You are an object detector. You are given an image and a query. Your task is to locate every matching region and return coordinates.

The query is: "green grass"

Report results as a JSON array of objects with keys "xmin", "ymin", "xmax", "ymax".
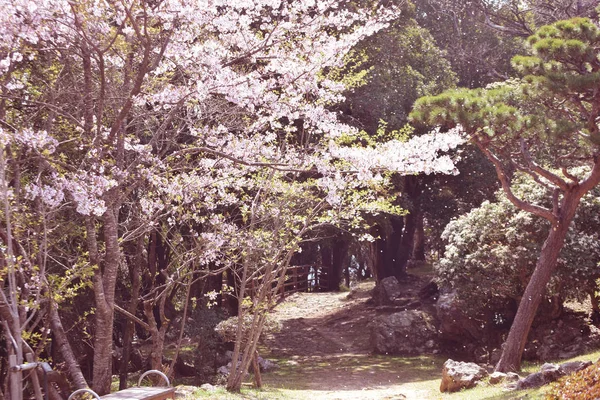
[{"xmin": 173, "ymin": 349, "xmax": 600, "ymax": 399}]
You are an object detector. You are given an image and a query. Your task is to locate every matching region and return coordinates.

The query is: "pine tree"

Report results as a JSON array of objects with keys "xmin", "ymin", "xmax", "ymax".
[{"xmin": 410, "ymin": 17, "xmax": 600, "ymax": 372}]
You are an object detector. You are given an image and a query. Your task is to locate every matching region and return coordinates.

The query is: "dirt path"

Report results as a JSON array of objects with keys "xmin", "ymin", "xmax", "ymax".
[
  {"xmin": 261, "ymin": 279, "xmax": 446, "ymax": 400},
  {"xmin": 264, "ymin": 282, "xmax": 375, "ymax": 356}
]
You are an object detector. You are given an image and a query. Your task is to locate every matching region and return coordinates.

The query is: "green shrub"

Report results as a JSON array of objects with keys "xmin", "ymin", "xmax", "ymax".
[{"xmin": 437, "ymin": 170, "xmax": 600, "ymax": 314}]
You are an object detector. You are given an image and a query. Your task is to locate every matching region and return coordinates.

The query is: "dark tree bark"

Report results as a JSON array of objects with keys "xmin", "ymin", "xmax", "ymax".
[
  {"xmin": 225, "ymin": 270, "xmax": 239, "ymax": 315},
  {"xmin": 251, "ymin": 351, "xmax": 262, "ymax": 388},
  {"xmin": 119, "ymin": 235, "xmax": 143, "ymax": 390},
  {"xmin": 495, "ymin": 189, "xmax": 590, "ymax": 371},
  {"xmin": 412, "ymin": 211, "xmax": 426, "ymax": 262},
  {"xmin": 320, "ymin": 244, "xmax": 333, "ymax": 290},
  {"xmin": 330, "ymin": 238, "xmax": 349, "ymax": 291},
  {"xmin": 396, "ymin": 213, "xmax": 416, "ymax": 275},
  {"xmin": 89, "ymin": 197, "xmax": 122, "ymax": 395},
  {"xmin": 373, "ymin": 175, "xmax": 423, "ymax": 281},
  {"xmin": 48, "ymin": 299, "xmax": 88, "ymax": 391}
]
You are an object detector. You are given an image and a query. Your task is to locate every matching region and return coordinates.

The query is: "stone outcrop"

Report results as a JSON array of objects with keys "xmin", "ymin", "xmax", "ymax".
[
  {"xmin": 370, "ymin": 310, "xmax": 438, "ymax": 355},
  {"xmin": 559, "ymin": 360, "xmax": 593, "ymax": 375},
  {"xmin": 516, "ymin": 371, "xmax": 546, "ymax": 390},
  {"xmin": 439, "ymin": 359, "xmax": 488, "ymax": 393},
  {"xmin": 374, "ymin": 276, "xmax": 403, "ymax": 305},
  {"xmin": 435, "ymin": 290, "xmax": 488, "ymax": 345},
  {"xmin": 513, "ymin": 360, "xmax": 593, "ymax": 390},
  {"xmin": 523, "ymin": 313, "xmax": 600, "ymax": 361}
]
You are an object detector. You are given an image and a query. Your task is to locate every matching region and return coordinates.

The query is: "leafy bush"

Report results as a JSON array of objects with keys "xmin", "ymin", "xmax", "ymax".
[
  {"xmin": 186, "ymin": 308, "xmax": 228, "ymax": 381},
  {"xmin": 546, "ymin": 362, "xmax": 600, "ymax": 399},
  {"xmin": 214, "ymin": 314, "xmax": 280, "ymax": 344},
  {"xmin": 436, "ymin": 171, "xmax": 600, "ymax": 313}
]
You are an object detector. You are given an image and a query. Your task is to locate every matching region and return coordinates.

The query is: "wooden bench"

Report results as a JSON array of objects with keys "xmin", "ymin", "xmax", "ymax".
[{"xmin": 68, "ymin": 370, "xmax": 175, "ymax": 400}]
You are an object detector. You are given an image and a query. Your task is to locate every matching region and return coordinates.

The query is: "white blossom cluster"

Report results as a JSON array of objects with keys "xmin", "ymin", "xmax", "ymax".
[
  {"xmin": 329, "ymin": 127, "xmax": 465, "ymax": 180},
  {"xmin": 0, "ymin": 0, "xmax": 468, "ymax": 275}
]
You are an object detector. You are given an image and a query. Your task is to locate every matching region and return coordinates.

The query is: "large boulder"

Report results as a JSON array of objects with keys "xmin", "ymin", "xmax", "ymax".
[
  {"xmin": 440, "ymin": 359, "xmax": 488, "ymax": 393},
  {"xmin": 488, "ymin": 371, "xmax": 510, "ymax": 385},
  {"xmin": 436, "ymin": 291, "xmax": 488, "ymax": 344},
  {"xmin": 370, "ymin": 310, "xmax": 438, "ymax": 355},
  {"xmin": 257, "ymin": 356, "xmax": 278, "ymax": 372},
  {"xmin": 374, "ymin": 276, "xmax": 403, "ymax": 305},
  {"xmin": 435, "ymin": 289, "xmax": 518, "ymax": 361}
]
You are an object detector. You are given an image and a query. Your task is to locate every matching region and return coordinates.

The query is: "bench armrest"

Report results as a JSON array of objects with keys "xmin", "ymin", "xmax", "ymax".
[
  {"xmin": 137, "ymin": 370, "xmax": 170, "ymax": 387},
  {"xmin": 68, "ymin": 388, "xmax": 101, "ymax": 400}
]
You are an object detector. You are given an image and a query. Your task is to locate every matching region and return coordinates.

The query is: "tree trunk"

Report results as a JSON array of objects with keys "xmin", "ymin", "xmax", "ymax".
[
  {"xmin": 320, "ymin": 243, "xmax": 333, "ymax": 291},
  {"xmin": 91, "ymin": 291, "xmax": 116, "ymax": 395},
  {"xmin": 143, "ymin": 300, "xmax": 167, "ymax": 372},
  {"xmin": 119, "ymin": 236, "xmax": 143, "ymax": 390},
  {"xmin": 396, "ymin": 175, "xmax": 421, "ymax": 274},
  {"xmin": 396, "ymin": 212, "xmax": 417, "ymax": 276},
  {"xmin": 48, "ymin": 300, "xmax": 88, "ymax": 390},
  {"xmin": 375, "ymin": 218, "xmax": 403, "ymax": 280},
  {"xmin": 90, "ymin": 200, "xmax": 121, "ymax": 395},
  {"xmin": 251, "ymin": 351, "xmax": 262, "ymax": 388},
  {"xmin": 412, "ymin": 211, "xmax": 425, "ymax": 262},
  {"xmin": 495, "ymin": 194, "xmax": 580, "ymax": 372}
]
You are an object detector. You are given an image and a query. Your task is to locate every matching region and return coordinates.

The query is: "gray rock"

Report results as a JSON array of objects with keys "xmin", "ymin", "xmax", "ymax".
[
  {"xmin": 376, "ymin": 276, "xmax": 402, "ymax": 305},
  {"xmin": 257, "ymin": 357, "xmax": 278, "ymax": 372},
  {"xmin": 217, "ymin": 360, "xmax": 242, "ymax": 377},
  {"xmin": 513, "ymin": 360, "xmax": 591, "ymax": 391},
  {"xmin": 540, "ymin": 363, "xmax": 563, "ymax": 382},
  {"xmin": 435, "ymin": 290, "xmax": 484, "ymax": 344},
  {"xmin": 217, "ymin": 365, "xmax": 230, "ymax": 376},
  {"xmin": 370, "ymin": 310, "xmax": 438, "ymax": 355},
  {"xmin": 516, "ymin": 372, "xmax": 546, "ymax": 389},
  {"xmin": 558, "ymin": 360, "xmax": 592, "ymax": 375},
  {"xmin": 440, "ymin": 359, "xmax": 488, "ymax": 393},
  {"xmin": 200, "ymin": 383, "xmax": 218, "ymax": 392},
  {"xmin": 506, "ymin": 372, "xmax": 520, "ymax": 382},
  {"xmin": 488, "ymin": 371, "xmax": 507, "ymax": 385}
]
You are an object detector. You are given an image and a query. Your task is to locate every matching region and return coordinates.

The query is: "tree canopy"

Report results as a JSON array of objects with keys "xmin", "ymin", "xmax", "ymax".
[{"xmin": 0, "ymin": 0, "xmax": 466, "ymax": 395}]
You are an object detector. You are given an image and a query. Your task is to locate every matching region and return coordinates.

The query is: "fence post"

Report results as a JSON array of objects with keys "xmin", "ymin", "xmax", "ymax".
[
  {"xmin": 9, "ymin": 354, "xmax": 22, "ymax": 400},
  {"xmin": 293, "ymin": 267, "xmax": 298, "ymax": 292}
]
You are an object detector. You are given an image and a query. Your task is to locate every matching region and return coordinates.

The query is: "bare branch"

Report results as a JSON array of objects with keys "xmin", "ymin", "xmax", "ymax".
[
  {"xmin": 561, "ymin": 167, "xmax": 579, "ymax": 183},
  {"xmin": 475, "ymin": 139, "xmax": 557, "ymax": 223},
  {"xmin": 520, "ymin": 139, "xmax": 569, "ymax": 190},
  {"xmin": 575, "ymin": 152, "xmax": 600, "ymax": 195},
  {"xmin": 175, "ymin": 147, "xmax": 291, "ymax": 169},
  {"xmin": 114, "ymin": 304, "xmax": 150, "ymax": 331}
]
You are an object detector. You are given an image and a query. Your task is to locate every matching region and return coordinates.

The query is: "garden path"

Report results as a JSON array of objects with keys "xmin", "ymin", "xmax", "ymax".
[{"xmin": 261, "ymin": 278, "xmax": 445, "ymax": 400}]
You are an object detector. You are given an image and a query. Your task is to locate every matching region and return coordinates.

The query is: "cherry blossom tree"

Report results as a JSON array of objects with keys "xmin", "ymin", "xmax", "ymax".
[{"xmin": 0, "ymin": 0, "xmax": 467, "ymax": 395}]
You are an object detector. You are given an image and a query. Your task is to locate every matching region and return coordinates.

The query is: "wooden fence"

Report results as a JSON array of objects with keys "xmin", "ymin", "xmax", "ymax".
[
  {"xmin": 277, "ymin": 264, "xmax": 328, "ymax": 299},
  {"xmin": 246, "ymin": 264, "xmax": 330, "ymax": 301}
]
